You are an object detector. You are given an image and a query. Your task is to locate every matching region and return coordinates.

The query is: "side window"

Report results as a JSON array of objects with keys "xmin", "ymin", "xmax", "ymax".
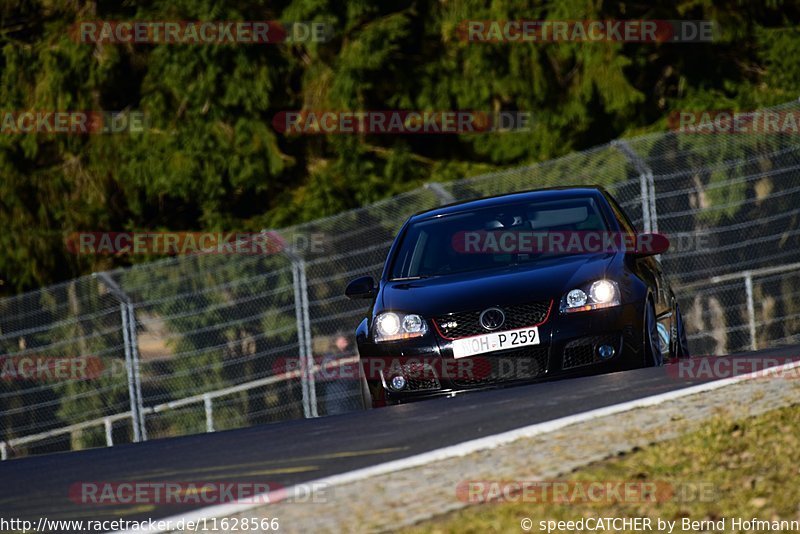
[{"xmin": 605, "ymin": 193, "xmax": 637, "ymax": 234}]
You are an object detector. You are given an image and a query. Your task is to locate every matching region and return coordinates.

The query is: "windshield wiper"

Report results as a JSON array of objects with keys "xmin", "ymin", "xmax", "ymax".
[{"xmin": 391, "ymin": 275, "xmax": 430, "ymax": 281}]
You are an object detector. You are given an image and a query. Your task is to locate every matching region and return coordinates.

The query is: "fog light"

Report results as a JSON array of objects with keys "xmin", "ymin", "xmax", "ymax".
[
  {"xmin": 390, "ymin": 375, "xmax": 407, "ymax": 390},
  {"xmin": 597, "ymin": 345, "xmax": 615, "ymax": 360}
]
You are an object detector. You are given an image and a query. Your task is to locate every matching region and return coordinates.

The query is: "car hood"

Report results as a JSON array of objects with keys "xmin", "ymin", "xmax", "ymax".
[{"xmin": 378, "ymin": 253, "xmax": 619, "ymax": 317}]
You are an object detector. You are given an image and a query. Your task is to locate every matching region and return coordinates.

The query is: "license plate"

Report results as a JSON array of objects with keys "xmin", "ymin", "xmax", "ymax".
[{"xmin": 452, "ymin": 326, "xmax": 540, "ymax": 359}]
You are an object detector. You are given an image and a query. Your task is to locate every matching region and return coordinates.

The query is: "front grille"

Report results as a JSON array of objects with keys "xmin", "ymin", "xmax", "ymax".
[
  {"xmin": 562, "ymin": 334, "xmax": 621, "ymax": 370},
  {"xmin": 390, "ymin": 362, "xmax": 441, "ymax": 392},
  {"xmin": 434, "ymin": 301, "xmax": 551, "ymax": 339},
  {"xmin": 451, "ymin": 346, "xmax": 549, "ymax": 388}
]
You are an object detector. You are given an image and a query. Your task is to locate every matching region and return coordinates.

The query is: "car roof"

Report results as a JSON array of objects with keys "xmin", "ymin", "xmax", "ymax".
[{"xmin": 410, "ymin": 185, "xmax": 609, "ymax": 222}]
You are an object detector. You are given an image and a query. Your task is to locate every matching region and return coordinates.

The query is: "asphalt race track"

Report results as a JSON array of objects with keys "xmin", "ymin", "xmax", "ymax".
[{"xmin": 2, "ymin": 346, "xmax": 799, "ymax": 526}]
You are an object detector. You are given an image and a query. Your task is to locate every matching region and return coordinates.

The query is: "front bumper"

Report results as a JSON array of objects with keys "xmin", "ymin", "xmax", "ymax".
[{"xmin": 357, "ymin": 302, "xmax": 643, "ymax": 403}]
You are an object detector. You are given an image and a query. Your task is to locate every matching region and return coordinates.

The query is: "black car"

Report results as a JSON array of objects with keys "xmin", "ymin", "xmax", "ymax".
[{"xmin": 345, "ymin": 186, "xmax": 690, "ymax": 407}]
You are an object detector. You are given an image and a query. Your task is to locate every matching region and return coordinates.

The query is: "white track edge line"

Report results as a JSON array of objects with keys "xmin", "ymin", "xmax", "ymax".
[{"xmin": 116, "ymin": 358, "xmax": 800, "ymax": 533}]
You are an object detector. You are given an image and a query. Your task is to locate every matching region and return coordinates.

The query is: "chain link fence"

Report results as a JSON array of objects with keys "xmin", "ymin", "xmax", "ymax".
[{"xmin": 2, "ymin": 100, "xmax": 800, "ymax": 458}]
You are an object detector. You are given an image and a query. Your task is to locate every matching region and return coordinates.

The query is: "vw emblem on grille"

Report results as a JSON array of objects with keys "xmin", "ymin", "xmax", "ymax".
[{"xmin": 479, "ymin": 307, "xmax": 505, "ymax": 331}]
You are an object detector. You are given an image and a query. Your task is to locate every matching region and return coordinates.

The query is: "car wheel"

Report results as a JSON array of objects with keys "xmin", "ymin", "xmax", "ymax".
[
  {"xmin": 359, "ymin": 372, "xmax": 373, "ymax": 410},
  {"xmin": 671, "ymin": 303, "xmax": 691, "ymax": 359},
  {"xmin": 360, "ymin": 361, "xmax": 386, "ymax": 408},
  {"xmin": 644, "ymin": 300, "xmax": 664, "ymax": 367}
]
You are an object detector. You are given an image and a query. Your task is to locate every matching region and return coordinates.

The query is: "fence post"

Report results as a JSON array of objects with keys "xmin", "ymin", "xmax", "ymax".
[
  {"xmin": 93, "ymin": 272, "xmax": 147, "ymax": 442},
  {"xmin": 647, "ymin": 170, "xmax": 658, "ymax": 233},
  {"xmin": 282, "ymin": 238, "xmax": 317, "ymax": 418},
  {"xmin": 613, "ymin": 140, "xmax": 656, "ymax": 233},
  {"xmin": 0, "ymin": 442, "xmax": 6, "ymax": 460},
  {"xmin": 204, "ymin": 394, "xmax": 214, "ymax": 432},
  {"xmin": 126, "ymin": 300, "xmax": 147, "ymax": 440},
  {"xmin": 298, "ymin": 257, "xmax": 317, "ymax": 417},
  {"xmin": 104, "ymin": 418, "xmax": 113, "ymax": 447},
  {"xmin": 291, "ymin": 259, "xmax": 311, "ymax": 418},
  {"xmin": 744, "ymin": 272, "xmax": 757, "ymax": 351},
  {"xmin": 119, "ymin": 300, "xmax": 142, "ymax": 443},
  {"xmin": 425, "ymin": 182, "xmax": 456, "ymax": 205}
]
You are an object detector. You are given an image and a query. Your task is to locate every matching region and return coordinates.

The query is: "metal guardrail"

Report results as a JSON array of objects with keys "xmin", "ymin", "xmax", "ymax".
[
  {"xmin": 0, "ymin": 356, "xmax": 359, "ymax": 460},
  {"xmin": 3, "ymin": 261, "xmax": 799, "ymax": 459},
  {"xmin": 0, "ymin": 411, "xmax": 133, "ymax": 460},
  {"xmin": 678, "ymin": 262, "xmax": 800, "ymax": 352}
]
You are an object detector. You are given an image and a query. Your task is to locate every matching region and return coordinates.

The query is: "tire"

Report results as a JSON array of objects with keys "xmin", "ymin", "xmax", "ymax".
[
  {"xmin": 360, "ymin": 361, "xmax": 386, "ymax": 408},
  {"xmin": 359, "ymin": 371, "xmax": 373, "ymax": 410},
  {"xmin": 671, "ymin": 303, "xmax": 691, "ymax": 360},
  {"xmin": 644, "ymin": 300, "xmax": 664, "ymax": 367}
]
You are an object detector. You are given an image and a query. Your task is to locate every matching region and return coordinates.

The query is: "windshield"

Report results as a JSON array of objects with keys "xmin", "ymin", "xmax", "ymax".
[{"xmin": 390, "ymin": 196, "xmax": 608, "ymax": 280}]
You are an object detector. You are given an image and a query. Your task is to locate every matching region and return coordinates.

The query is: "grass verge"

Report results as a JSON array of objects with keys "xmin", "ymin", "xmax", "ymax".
[{"xmin": 403, "ymin": 404, "xmax": 800, "ymax": 533}]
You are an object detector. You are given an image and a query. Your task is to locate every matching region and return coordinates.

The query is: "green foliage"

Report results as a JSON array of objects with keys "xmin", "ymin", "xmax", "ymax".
[{"xmin": 1, "ymin": 0, "xmax": 800, "ymax": 292}]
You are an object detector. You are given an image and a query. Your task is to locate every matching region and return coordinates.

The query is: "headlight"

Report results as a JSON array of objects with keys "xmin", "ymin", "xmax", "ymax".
[
  {"xmin": 375, "ymin": 313, "xmax": 401, "ymax": 337},
  {"xmin": 590, "ymin": 280, "xmax": 616, "ymax": 303},
  {"xmin": 374, "ymin": 312, "xmax": 428, "ymax": 342},
  {"xmin": 566, "ymin": 289, "xmax": 587, "ymax": 308},
  {"xmin": 560, "ymin": 280, "xmax": 620, "ymax": 313}
]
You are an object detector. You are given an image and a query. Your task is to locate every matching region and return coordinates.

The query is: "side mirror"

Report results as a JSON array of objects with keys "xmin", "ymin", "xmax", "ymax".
[
  {"xmin": 630, "ymin": 233, "xmax": 670, "ymax": 257},
  {"xmin": 345, "ymin": 276, "xmax": 377, "ymax": 299}
]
